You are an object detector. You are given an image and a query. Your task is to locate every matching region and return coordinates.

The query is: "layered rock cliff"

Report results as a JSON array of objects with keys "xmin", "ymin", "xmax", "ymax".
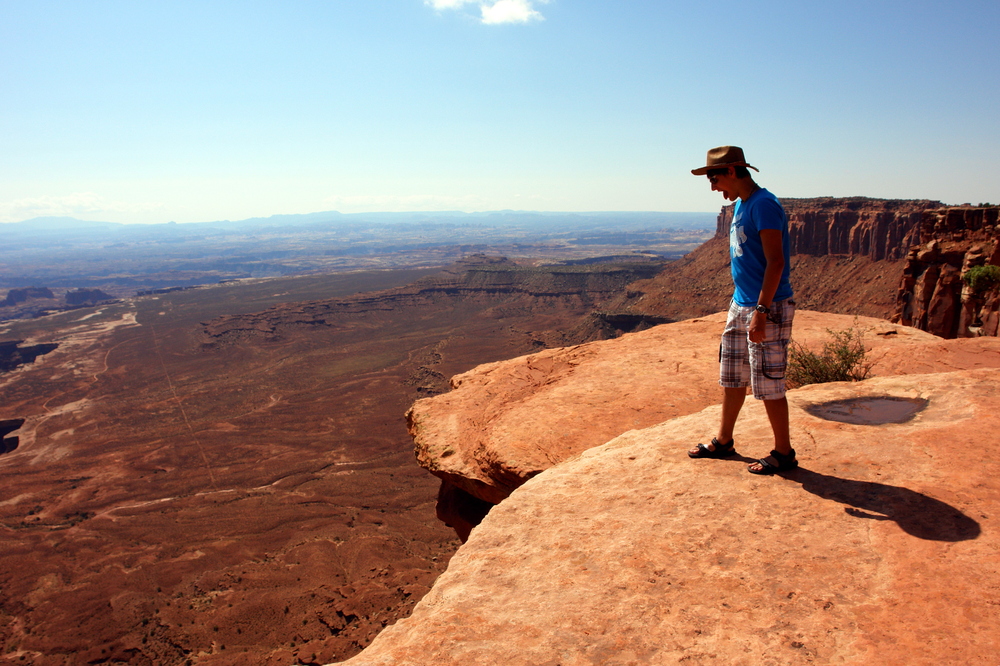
[
  {"xmin": 893, "ymin": 205, "xmax": 1000, "ymax": 338},
  {"xmin": 0, "ymin": 287, "xmax": 54, "ymax": 307},
  {"xmin": 604, "ymin": 197, "xmax": 943, "ymax": 322},
  {"xmin": 778, "ymin": 197, "xmax": 940, "ymax": 261},
  {"xmin": 608, "ymin": 198, "xmax": 1000, "ymax": 340}
]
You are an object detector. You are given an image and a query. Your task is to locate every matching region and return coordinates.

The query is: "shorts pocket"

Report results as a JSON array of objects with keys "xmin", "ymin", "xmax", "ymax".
[{"xmin": 760, "ymin": 341, "xmax": 788, "ymax": 380}]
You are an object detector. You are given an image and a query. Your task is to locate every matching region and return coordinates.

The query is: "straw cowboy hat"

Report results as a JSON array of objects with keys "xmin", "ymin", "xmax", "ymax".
[{"xmin": 691, "ymin": 146, "xmax": 760, "ymax": 176}]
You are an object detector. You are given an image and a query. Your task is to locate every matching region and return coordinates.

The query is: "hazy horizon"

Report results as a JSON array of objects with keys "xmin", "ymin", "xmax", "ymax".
[{"xmin": 1, "ymin": 209, "xmax": 722, "ymax": 228}]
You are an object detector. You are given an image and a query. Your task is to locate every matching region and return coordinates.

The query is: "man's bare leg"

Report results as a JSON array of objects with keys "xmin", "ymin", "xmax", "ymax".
[
  {"xmin": 717, "ymin": 386, "xmax": 747, "ymax": 446},
  {"xmin": 690, "ymin": 386, "xmax": 746, "ymax": 455},
  {"xmin": 748, "ymin": 396, "xmax": 792, "ymax": 471}
]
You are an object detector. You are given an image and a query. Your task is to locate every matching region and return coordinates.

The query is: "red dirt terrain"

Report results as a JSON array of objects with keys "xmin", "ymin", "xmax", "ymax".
[{"xmin": 0, "ymin": 258, "xmax": 658, "ymax": 665}]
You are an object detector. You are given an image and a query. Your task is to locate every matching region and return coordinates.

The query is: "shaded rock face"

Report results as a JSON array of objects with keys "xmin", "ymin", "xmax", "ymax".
[
  {"xmin": 0, "ymin": 340, "xmax": 59, "ymax": 373},
  {"xmin": 64, "ymin": 288, "xmax": 114, "ymax": 306},
  {"xmin": 894, "ymin": 206, "xmax": 1000, "ymax": 338},
  {"xmin": 0, "ymin": 287, "xmax": 55, "ymax": 307},
  {"xmin": 337, "ymin": 359, "xmax": 999, "ymax": 666},
  {"xmin": 406, "ymin": 311, "xmax": 1000, "ymax": 535},
  {"xmin": 0, "ymin": 418, "xmax": 24, "ymax": 455}
]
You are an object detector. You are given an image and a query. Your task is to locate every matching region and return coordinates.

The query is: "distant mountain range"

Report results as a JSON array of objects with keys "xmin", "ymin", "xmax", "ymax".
[{"xmin": 4, "ymin": 210, "xmax": 717, "ymax": 234}]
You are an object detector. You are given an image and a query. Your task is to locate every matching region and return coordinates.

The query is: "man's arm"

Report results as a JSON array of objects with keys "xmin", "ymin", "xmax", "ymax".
[{"xmin": 748, "ymin": 228, "xmax": 785, "ymax": 343}]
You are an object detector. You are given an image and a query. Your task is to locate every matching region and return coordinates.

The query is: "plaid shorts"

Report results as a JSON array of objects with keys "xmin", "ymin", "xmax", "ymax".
[{"xmin": 719, "ymin": 298, "xmax": 796, "ymax": 401}]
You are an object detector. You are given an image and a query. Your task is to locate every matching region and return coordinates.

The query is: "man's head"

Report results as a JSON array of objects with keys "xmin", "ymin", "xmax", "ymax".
[{"xmin": 692, "ymin": 146, "xmax": 758, "ymax": 202}]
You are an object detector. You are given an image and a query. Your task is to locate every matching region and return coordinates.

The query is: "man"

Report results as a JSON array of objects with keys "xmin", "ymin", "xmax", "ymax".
[{"xmin": 687, "ymin": 146, "xmax": 797, "ymax": 474}]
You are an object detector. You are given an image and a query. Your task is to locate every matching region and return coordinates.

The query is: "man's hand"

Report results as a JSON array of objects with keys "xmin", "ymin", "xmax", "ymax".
[{"xmin": 749, "ymin": 310, "xmax": 768, "ymax": 343}]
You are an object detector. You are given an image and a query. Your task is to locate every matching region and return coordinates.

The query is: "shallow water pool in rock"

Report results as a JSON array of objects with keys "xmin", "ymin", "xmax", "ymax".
[{"xmin": 805, "ymin": 396, "xmax": 928, "ymax": 425}]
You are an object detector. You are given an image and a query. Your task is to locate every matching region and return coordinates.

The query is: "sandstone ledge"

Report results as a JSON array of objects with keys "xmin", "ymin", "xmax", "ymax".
[
  {"xmin": 408, "ymin": 311, "xmax": 1000, "ymax": 511},
  {"xmin": 337, "ymin": 368, "xmax": 998, "ymax": 665}
]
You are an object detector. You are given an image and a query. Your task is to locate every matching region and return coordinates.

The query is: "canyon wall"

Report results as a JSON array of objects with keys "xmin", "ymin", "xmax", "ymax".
[
  {"xmin": 608, "ymin": 197, "xmax": 943, "ymax": 322},
  {"xmin": 721, "ymin": 198, "xmax": 1000, "ymax": 340},
  {"xmin": 893, "ymin": 205, "xmax": 1000, "ymax": 338},
  {"xmin": 734, "ymin": 196, "xmax": 942, "ymax": 261}
]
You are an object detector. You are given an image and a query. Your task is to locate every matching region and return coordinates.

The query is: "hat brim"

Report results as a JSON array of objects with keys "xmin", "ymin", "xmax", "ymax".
[{"xmin": 691, "ymin": 162, "xmax": 759, "ymax": 176}]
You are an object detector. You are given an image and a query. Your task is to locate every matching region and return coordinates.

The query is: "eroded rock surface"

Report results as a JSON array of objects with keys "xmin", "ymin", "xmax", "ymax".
[
  {"xmin": 893, "ymin": 205, "xmax": 1000, "ymax": 338},
  {"xmin": 338, "ymin": 367, "xmax": 998, "ymax": 665},
  {"xmin": 408, "ymin": 310, "xmax": 1000, "ymax": 518}
]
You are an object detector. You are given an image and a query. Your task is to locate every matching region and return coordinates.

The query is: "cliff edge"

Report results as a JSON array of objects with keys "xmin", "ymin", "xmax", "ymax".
[
  {"xmin": 334, "ymin": 313, "xmax": 1000, "ymax": 665},
  {"xmin": 407, "ymin": 311, "xmax": 1000, "ymax": 526}
]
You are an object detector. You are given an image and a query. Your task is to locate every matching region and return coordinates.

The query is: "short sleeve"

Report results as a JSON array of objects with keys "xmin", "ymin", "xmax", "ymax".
[{"xmin": 753, "ymin": 196, "xmax": 785, "ymax": 231}]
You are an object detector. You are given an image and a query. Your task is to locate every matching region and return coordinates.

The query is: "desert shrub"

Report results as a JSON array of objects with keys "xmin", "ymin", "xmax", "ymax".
[
  {"xmin": 786, "ymin": 326, "xmax": 876, "ymax": 388},
  {"xmin": 962, "ymin": 264, "xmax": 1000, "ymax": 295}
]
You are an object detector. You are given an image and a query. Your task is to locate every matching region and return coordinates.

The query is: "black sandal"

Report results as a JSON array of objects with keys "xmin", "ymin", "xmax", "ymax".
[
  {"xmin": 688, "ymin": 437, "xmax": 737, "ymax": 459},
  {"xmin": 748, "ymin": 448, "xmax": 798, "ymax": 475}
]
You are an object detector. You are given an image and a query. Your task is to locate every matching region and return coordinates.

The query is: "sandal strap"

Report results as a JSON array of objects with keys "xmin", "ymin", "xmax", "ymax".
[
  {"xmin": 769, "ymin": 448, "xmax": 796, "ymax": 463},
  {"xmin": 755, "ymin": 456, "xmax": 777, "ymax": 470},
  {"xmin": 712, "ymin": 437, "xmax": 735, "ymax": 450}
]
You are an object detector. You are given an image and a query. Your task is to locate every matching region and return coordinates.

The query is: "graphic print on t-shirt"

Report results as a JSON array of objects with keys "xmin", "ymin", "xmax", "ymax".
[{"xmin": 730, "ymin": 221, "xmax": 747, "ymax": 257}]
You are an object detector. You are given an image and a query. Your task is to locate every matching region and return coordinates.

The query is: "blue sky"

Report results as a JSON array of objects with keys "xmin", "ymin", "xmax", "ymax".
[{"xmin": 2, "ymin": 0, "xmax": 997, "ymax": 224}]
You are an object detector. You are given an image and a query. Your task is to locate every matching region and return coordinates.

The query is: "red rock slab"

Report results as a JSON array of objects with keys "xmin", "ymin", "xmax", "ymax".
[
  {"xmin": 336, "ymin": 368, "xmax": 999, "ymax": 665},
  {"xmin": 409, "ymin": 310, "xmax": 989, "ymax": 506}
]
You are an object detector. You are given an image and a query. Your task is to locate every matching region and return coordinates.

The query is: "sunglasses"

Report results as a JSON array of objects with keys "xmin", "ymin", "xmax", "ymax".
[{"xmin": 706, "ymin": 168, "xmax": 731, "ymax": 183}]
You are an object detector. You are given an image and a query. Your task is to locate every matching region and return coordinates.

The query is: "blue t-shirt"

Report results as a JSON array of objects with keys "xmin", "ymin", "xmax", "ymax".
[{"xmin": 729, "ymin": 188, "xmax": 793, "ymax": 307}]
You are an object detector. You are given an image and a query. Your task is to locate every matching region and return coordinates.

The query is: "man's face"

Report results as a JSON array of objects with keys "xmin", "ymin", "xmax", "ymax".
[{"xmin": 707, "ymin": 168, "xmax": 738, "ymax": 201}]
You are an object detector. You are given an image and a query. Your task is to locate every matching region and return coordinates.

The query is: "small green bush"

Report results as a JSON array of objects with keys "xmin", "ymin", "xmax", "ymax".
[
  {"xmin": 962, "ymin": 264, "xmax": 1000, "ymax": 295},
  {"xmin": 786, "ymin": 326, "xmax": 876, "ymax": 389}
]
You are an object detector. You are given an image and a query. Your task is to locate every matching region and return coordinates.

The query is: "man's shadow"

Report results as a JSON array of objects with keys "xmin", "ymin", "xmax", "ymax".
[{"xmin": 731, "ymin": 457, "xmax": 980, "ymax": 542}]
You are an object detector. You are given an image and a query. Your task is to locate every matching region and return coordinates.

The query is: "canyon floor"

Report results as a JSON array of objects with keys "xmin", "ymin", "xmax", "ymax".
[{"xmin": 0, "ymin": 260, "xmax": 645, "ymax": 665}]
